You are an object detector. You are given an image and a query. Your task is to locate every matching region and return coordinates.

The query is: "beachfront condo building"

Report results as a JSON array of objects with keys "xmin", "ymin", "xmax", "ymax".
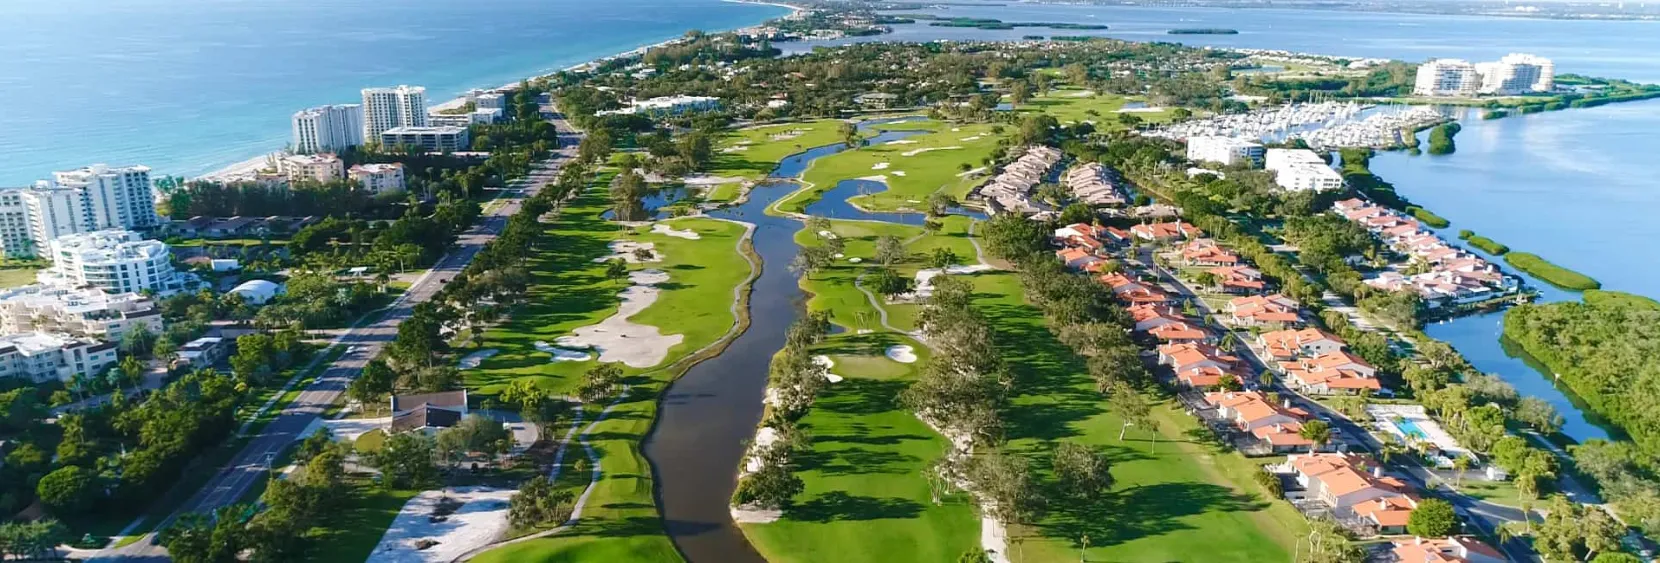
[
  {"xmin": 292, "ymin": 104, "xmax": 365, "ymax": 153},
  {"xmin": 1478, "ymin": 54, "xmax": 1556, "ymax": 95},
  {"xmin": 278, "ymin": 153, "xmax": 346, "ymax": 184},
  {"xmin": 0, "ymin": 332, "xmax": 119, "ymax": 383},
  {"xmin": 5, "ymin": 164, "xmax": 162, "ymax": 256},
  {"xmin": 40, "ymin": 230, "xmax": 184, "ymax": 295},
  {"xmin": 0, "ymin": 190, "xmax": 34, "ymax": 259},
  {"xmin": 52, "ymin": 164, "xmax": 161, "ymax": 230},
  {"xmin": 1265, "ymin": 149, "xmax": 1346, "ymax": 192},
  {"xmin": 380, "ymin": 126, "xmax": 471, "ymax": 153},
  {"xmin": 1186, "ymin": 136, "xmax": 1265, "ymax": 167},
  {"xmin": 348, "ymin": 163, "xmax": 406, "ymax": 194},
  {"xmin": 362, "ymin": 86, "xmax": 429, "ymax": 139},
  {"xmin": 1413, "ymin": 59, "xmax": 1482, "ymax": 97}
]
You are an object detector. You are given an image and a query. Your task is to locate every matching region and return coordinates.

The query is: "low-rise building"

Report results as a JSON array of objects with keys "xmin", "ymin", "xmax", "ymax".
[
  {"xmin": 854, "ymin": 92, "xmax": 899, "ymax": 110},
  {"xmin": 1186, "ymin": 136, "xmax": 1265, "ymax": 166},
  {"xmin": 1280, "ymin": 351, "xmax": 1382, "ymax": 394},
  {"xmin": 1208, "ymin": 265, "xmax": 1267, "ymax": 294},
  {"xmin": 40, "ymin": 230, "xmax": 184, "ymax": 295},
  {"xmin": 279, "ymin": 153, "xmax": 345, "ymax": 184},
  {"xmin": 1290, "ymin": 452, "xmax": 1412, "ymax": 510},
  {"xmin": 1063, "ymin": 162, "xmax": 1127, "ymax": 206},
  {"xmin": 0, "ymin": 332, "xmax": 118, "ymax": 382},
  {"xmin": 1258, "ymin": 328, "xmax": 1346, "ymax": 361},
  {"xmin": 1203, "ymin": 391, "xmax": 1315, "ymax": 453},
  {"xmin": 389, "ymin": 390, "xmax": 469, "ymax": 434},
  {"xmin": 1131, "ymin": 221, "xmax": 1201, "ymax": 242},
  {"xmin": 1226, "ymin": 294, "xmax": 1302, "ymax": 328},
  {"xmin": 0, "ymin": 285, "xmax": 162, "ymax": 341},
  {"xmin": 381, "ymin": 126, "xmax": 471, "ymax": 153},
  {"xmin": 175, "ymin": 336, "xmax": 231, "ymax": 369},
  {"xmin": 229, "ymin": 279, "xmax": 284, "ymax": 305},
  {"xmin": 348, "ymin": 163, "xmax": 407, "ymax": 194},
  {"xmin": 1387, "ymin": 536, "xmax": 1506, "ymax": 563},
  {"xmin": 1265, "ymin": 149, "xmax": 1345, "ymax": 192},
  {"xmin": 597, "ymin": 95, "xmax": 723, "ymax": 116}
]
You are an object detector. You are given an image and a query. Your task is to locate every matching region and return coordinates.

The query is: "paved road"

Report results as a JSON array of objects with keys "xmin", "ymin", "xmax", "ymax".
[{"xmin": 94, "ymin": 118, "xmax": 577, "ymax": 561}]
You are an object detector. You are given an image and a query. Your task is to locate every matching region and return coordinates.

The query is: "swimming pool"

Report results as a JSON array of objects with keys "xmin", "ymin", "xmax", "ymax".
[{"xmin": 1392, "ymin": 417, "xmax": 1430, "ymax": 441}]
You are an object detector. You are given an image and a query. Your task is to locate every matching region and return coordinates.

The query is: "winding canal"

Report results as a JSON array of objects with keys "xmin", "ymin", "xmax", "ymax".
[{"xmin": 640, "ymin": 124, "xmax": 925, "ymax": 562}]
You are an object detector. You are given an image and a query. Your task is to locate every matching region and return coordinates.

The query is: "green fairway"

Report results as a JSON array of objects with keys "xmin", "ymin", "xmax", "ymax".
[
  {"xmin": 1007, "ymin": 87, "xmax": 1176, "ymax": 128},
  {"xmin": 741, "ymin": 332, "xmax": 980, "ymax": 563},
  {"xmin": 780, "ymin": 120, "xmax": 1007, "ymax": 214},
  {"xmin": 969, "ymin": 273, "xmax": 1301, "ymax": 563},
  {"xmin": 792, "ymin": 215, "xmax": 981, "ymax": 333},
  {"xmin": 712, "ymin": 120, "xmax": 846, "ymax": 181},
  {"xmin": 304, "ymin": 477, "xmax": 421, "ymax": 563}
]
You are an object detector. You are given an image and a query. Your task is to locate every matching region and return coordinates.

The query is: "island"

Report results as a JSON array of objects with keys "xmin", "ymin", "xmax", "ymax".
[{"xmin": 1168, "ymin": 28, "xmax": 1240, "ymax": 34}]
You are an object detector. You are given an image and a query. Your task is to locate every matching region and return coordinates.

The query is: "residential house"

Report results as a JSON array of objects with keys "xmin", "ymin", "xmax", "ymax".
[
  {"xmin": 1180, "ymin": 239, "xmax": 1240, "ymax": 267},
  {"xmin": 1129, "ymin": 303, "xmax": 1190, "ymax": 332},
  {"xmin": 1056, "ymin": 247, "xmax": 1107, "ymax": 272},
  {"xmin": 389, "ymin": 390, "xmax": 469, "ymax": 434},
  {"xmin": 1159, "ymin": 342, "xmax": 1238, "ymax": 373},
  {"xmin": 1258, "ymin": 328, "xmax": 1346, "ymax": 361},
  {"xmin": 1226, "ymin": 294, "xmax": 1302, "ymax": 328},
  {"xmin": 1353, "ymin": 495, "xmax": 1421, "ymax": 535},
  {"xmin": 1100, "ymin": 273, "xmax": 1174, "ymax": 304},
  {"xmin": 175, "ymin": 336, "xmax": 231, "ymax": 369},
  {"xmin": 1289, "ymin": 453, "xmax": 1414, "ymax": 512},
  {"xmin": 1208, "ymin": 265, "xmax": 1266, "ymax": 294},
  {"xmin": 1063, "ymin": 162, "xmax": 1127, "ymax": 206},
  {"xmin": 1149, "ymin": 322, "xmax": 1210, "ymax": 345},
  {"xmin": 1203, "ymin": 391, "xmax": 1315, "ymax": 453},
  {"xmin": 1387, "ymin": 536, "xmax": 1506, "ymax": 563},
  {"xmin": 1279, "ymin": 351, "xmax": 1382, "ymax": 394},
  {"xmin": 1130, "ymin": 221, "xmax": 1201, "ymax": 242}
]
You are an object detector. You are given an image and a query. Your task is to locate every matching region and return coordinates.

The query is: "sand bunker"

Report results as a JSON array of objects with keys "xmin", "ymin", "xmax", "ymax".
[
  {"xmin": 848, "ymin": 257, "xmax": 863, "ymax": 263},
  {"xmin": 366, "ymin": 487, "xmax": 515, "ymax": 563},
  {"xmin": 959, "ymin": 135, "xmax": 983, "ymax": 142},
  {"xmin": 902, "ymin": 146, "xmax": 961, "ymax": 157},
  {"xmin": 892, "ymin": 171, "xmax": 907, "ymax": 177},
  {"xmin": 1117, "ymin": 106, "xmax": 1168, "ymax": 113},
  {"xmin": 554, "ymin": 269, "xmax": 682, "ymax": 368},
  {"xmin": 950, "ymin": 127, "xmax": 962, "ymax": 132},
  {"xmin": 720, "ymin": 146, "xmax": 750, "ymax": 153},
  {"xmin": 817, "ymin": 230, "xmax": 838, "ymax": 239},
  {"xmin": 907, "ymin": 264, "xmax": 997, "ymax": 301},
  {"xmin": 858, "ymin": 174, "xmax": 888, "ymax": 183},
  {"xmin": 884, "ymin": 139, "xmax": 918, "ymax": 145},
  {"xmin": 886, "ymin": 345, "xmax": 918, "ymax": 363},
  {"xmin": 1070, "ymin": 90, "xmax": 1097, "ymax": 97},
  {"xmin": 458, "ymin": 349, "xmax": 499, "ymax": 369},
  {"xmin": 811, "ymin": 355, "xmax": 845, "ymax": 383},
  {"xmin": 682, "ymin": 175, "xmax": 742, "ymax": 187},
  {"xmin": 534, "ymin": 341, "xmax": 593, "ymax": 362},
  {"xmin": 651, "ymin": 223, "xmax": 701, "ymax": 239},
  {"xmin": 593, "ymin": 240, "xmax": 660, "ymax": 263},
  {"xmin": 872, "ymin": 162, "xmax": 890, "ymax": 170},
  {"xmin": 958, "ymin": 167, "xmax": 987, "ymax": 177},
  {"xmin": 770, "ymin": 131, "xmax": 804, "ymax": 141}
]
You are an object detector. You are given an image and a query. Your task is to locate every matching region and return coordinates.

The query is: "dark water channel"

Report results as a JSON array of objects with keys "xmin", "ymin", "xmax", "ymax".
[{"xmin": 641, "ymin": 122, "xmax": 923, "ymax": 562}]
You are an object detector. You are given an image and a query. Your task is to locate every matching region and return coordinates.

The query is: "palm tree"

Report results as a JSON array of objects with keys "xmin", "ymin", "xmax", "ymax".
[
  {"xmin": 1300, "ymin": 420, "xmax": 1332, "ymax": 453},
  {"xmin": 1452, "ymin": 455, "xmax": 1472, "ymax": 486}
]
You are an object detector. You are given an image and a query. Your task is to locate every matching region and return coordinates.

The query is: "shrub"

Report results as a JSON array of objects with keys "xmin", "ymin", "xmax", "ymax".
[{"xmin": 1505, "ymin": 252, "xmax": 1601, "ymax": 291}]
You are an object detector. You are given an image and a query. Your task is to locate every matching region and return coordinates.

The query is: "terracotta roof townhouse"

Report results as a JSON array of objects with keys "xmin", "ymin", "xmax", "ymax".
[
  {"xmin": 1279, "ymin": 350, "xmax": 1381, "ymax": 394},
  {"xmin": 1353, "ymin": 495, "xmax": 1421, "ymax": 535},
  {"xmin": 1180, "ymin": 239, "xmax": 1241, "ymax": 266},
  {"xmin": 1100, "ymin": 273, "xmax": 1174, "ymax": 304},
  {"xmin": 1257, "ymin": 328, "xmax": 1346, "ymax": 361},
  {"xmin": 1131, "ymin": 221, "xmax": 1202, "ymax": 241},
  {"xmin": 1207, "ymin": 265, "xmax": 1267, "ymax": 294},
  {"xmin": 1149, "ymin": 321, "xmax": 1211, "ymax": 344},
  {"xmin": 1158, "ymin": 342, "xmax": 1239, "ymax": 373},
  {"xmin": 1332, "ymin": 198, "xmax": 1369, "ymax": 212},
  {"xmin": 1290, "ymin": 453, "xmax": 1413, "ymax": 511},
  {"xmin": 1203, "ymin": 391, "xmax": 1315, "ymax": 452},
  {"xmin": 1226, "ymin": 294, "xmax": 1302, "ymax": 328},
  {"xmin": 1388, "ymin": 536, "xmax": 1506, "ymax": 563},
  {"xmin": 1056, "ymin": 247, "xmax": 1107, "ymax": 272}
]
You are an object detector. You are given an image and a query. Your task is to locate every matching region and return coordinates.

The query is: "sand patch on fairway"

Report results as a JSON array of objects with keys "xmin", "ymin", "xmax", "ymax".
[
  {"xmin": 651, "ymin": 223, "xmax": 701, "ymax": 239},
  {"xmin": 871, "ymin": 162, "xmax": 890, "ymax": 170},
  {"xmin": 817, "ymin": 230, "xmax": 838, "ymax": 239},
  {"xmin": 812, "ymin": 355, "xmax": 846, "ymax": 383},
  {"xmin": 366, "ymin": 487, "xmax": 514, "ymax": 563},
  {"xmin": 533, "ymin": 341, "xmax": 593, "ymax": 362},
  {"xmin": 858, "ymin": 174, "xmax": 888, "ymax": 183},
  {"xmin": 457, "ymin": 349, "xmax": 499, "ymax": 369},
  {"xmin": 958, "ymin": 167, "xmax": 987, "ymax": 177},
  {"xmin": 884, "ymin": 139, "xmax": 918, "ymax": 145},
  {"xmin": 886, "ymin": 345, "xmax": 918, "ymax": 363},
  {"xmin": 682, "ymin": 175, "xmax": 743, "ymax": 187},
  {"xmin": 959, "ymin": 135, "xmax": 983, "ymax": 142},
  {"xmin": 554, "ymin": 269, "xmax": 682, "ymax": 368},
  {"xmin": 769, "ymin": 130, "xmax": 805, "ymax": 141},
  {"xmin": 593, "ymin": 240, "xmax": 660, "ymax": 263},
  {"xmin": 720, "ymin": 145, "xmax": 750, "ymax": 153},
  {"xmin": 732, "ymin": 506, "xmax": 783, "ymax": 523},
  {"xmin": 1116, "ymin": 106, "xmax": 1168, "ymax": 113},
  {"xmin": 902, "ymin": 146, "xmax": 961, "ymax": 157},
  {"xmin": 1069, "ymin": 90, "xmax": 1097, "ymax": 97},
  {"xmin": 892, "ymin": 170, "xmax": 907, "ymax": 177}
]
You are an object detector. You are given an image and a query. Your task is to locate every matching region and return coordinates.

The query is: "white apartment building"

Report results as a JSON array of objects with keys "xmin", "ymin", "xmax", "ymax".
[
  {"xmin": 0, "ymin": 285, "xmax": 163, "ymax": 341},
  {"xmin": 279, "ymin": 153, "xmax": 346, "ymax": 184},
  {"xmin": 1266, "ymin": 149, "xmax": 1345, "ymax": 192},
  {"xmin": 381, "ymin": 126, "xmax": 471, "ymax": 153},
  {"xmin": 1186, "ymin": 136, "xmax": 1265, "ymax": 167},
  {"xmin": 348, "ymin": 163, "xmax": 406, "ymax": 194},
  {"xmin": 41, "ymin": 230, "xmax": 183, "ymax": 295},
  {"xmin": 596, "ymin": 95, "xmax": 721, "ymax": 116},
  {"xmin": 362, "ymin": 85, "xmax": 428, "ymax": 140},
  {"xmin": 0, "ymin": 189, "xmax": 34, "ymax": 258},
  {"xmin": 427, "ymin": 108, "xmax": 502, "ymax": 127},
  {"xmin": 0, "ymin": 332, "xmax": 118, "ymax": 382},
  {"xmin": 475, "ymin": 92, "xmax": 507, "ymax": 111},
  {"xmin": 51, "ymin": 164, "xmax": 161, "ymax": 230},
  {"xmin": 1413, "ymin": 59, "xmax": 1483, "ymax": 97},
  {"xmin": 19, "ymin": 185, "xmax": 86, "ymax": 248},
  {"xmin": 292, "ymin": 104, "xmax": 365, "ymax": 154},
  {"xmin": 1478, "ymin": 53, "xmax": 1555, "ymax": 95}
]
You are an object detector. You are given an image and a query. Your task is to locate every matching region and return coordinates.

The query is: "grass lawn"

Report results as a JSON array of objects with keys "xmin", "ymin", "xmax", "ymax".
[
  {"xmin": 741, "ymin": 331, "xmax": 980, "ymax": 563},
  {"xmin": 712, "ymin": 119, "xmax": 846, "ymax": 181},
  {"xmin": 465, "ymin": 170, "xmax": 755, "ymax": 562},
  {"xmin": 792, "ymin": 215, "xmax": 982, "ymax": 334},
  {"xmin": 1453, "ymin": 479, "xmax": 1524, "ymax": 509},
  {"xmin": 303, "ymin": 476, "xmax": 421, "ymax": 563},
  {"xmin": 1008, "ymin": 87, "xmax": 1176, "ymax": 128},
  {"xmin": 970, "ymin": 272, "xmax": 1302, "ymax": 562},
  {"xmin": 0, "ymin": 267, "xmax": 37, "ymax": 288},
  {"xmin": 780, "ymin": 120, "xmax": 1007, "ymax": 214}
]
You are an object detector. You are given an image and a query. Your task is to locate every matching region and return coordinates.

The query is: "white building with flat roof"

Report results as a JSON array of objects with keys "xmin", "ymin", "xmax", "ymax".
[
  {"xmin": 292, "ymin": 104, "xmax": 365, "ymax": 154},
  {"xmin": 0, "ymin": 285, "xmax": 163, "ymax": 340},
  {"xmin": 0, "ymin": 332, "xmax": 118, "ymax": 382},
  {"xmin": 475, "ymin": 92, "xmax": 507, "ymax": 111},
  {"xmin": 1413, "ymin": 59, "xmax": 1482, "ymax": 97},
  {"xmin": 596, "ymin": 95, "xmax": 721, "ymax": 116},
  {"xmin": 1266, "ymin": 149, "xmax": 1345, "ymax": 192},
  {"xmin": 50, "ymin": 164, "xmax": 161, "ymax": 230},
  {"xmin": 279, "ymin": 153, "xmax": 345, "ymax": 184},
  {"xmin": 41, "ymin": 230, "xmax": 183, "ymax": 295},
  {"xmin": 348, "ymin": 163, "xmax": 406, "ymax": 194},
  {"xmin": 1186, "ymin": 136, "xmax": 1265, "ymax": 167},
  {"xmin": 381, "ymin": 126, "xmax": 470, "ymax": 153},
  {"xmin": 362, "ymin": 86, "xmax": 428, "ymax": 140},
  {"xmin": 0, "ymin": 189, "xmax": 34, "ymax": 258},
  {"xmin": 1478, "ymin": 53, "xmax": 1555, "ymax": 95}
]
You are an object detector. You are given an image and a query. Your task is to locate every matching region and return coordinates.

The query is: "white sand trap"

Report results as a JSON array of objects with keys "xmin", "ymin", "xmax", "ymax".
[
  {"xmin": 849, "ymin": 257, "xmax": 863, "ymax": 263},
  {"xmin": 856, "ymin": 329, "xmax": 873, "ymax": 334},
  {"xmin": 958, "ymin": 167, "xmax": 987, "ymax": 177},
  {"xmin": 366, "ymin": 487, "xmax": 514, "ymax": 563},
  {"xmin": 908, "ymin": 264, "xmax": 997, "ymax": 300},
  {"xmin": 651, "ymin": 223, "xmax": 701, "ymax": 239},
  {"xmin": 746, "ymin": 427, "xmax": 780, "ymax": 473},
  {"xmin": 892, "ymin": 171, "xmax": 907, "ymax": 177},
  {"xmin": 458, "ymin": 349, "xmax": 499, "ymax": 369},
  {"xmin": 817, "ymin": 230, "xmax": 839, "ymax": 239},
  {"xmin": 1070, "ymin": 90, "xmax": 1097, "ymax": 97},
  {"xmin": 886, "ymin": 345, "xmax": 918, "ymax": 363},
  {"xmin": 825, "ymin": 373, "xmax": 845, "ymax": 383},
  {"xmin": 720, "ymin": 146, "xmax": 750, "ymax": 153},
  {"xmin": 769, "ymin": 131, "xmax": 804, "ymax": 141},
  {"xmin": 871, "ymin": 162, "xmax": 890, "ymax": 170},
  {"xmin": 812, "ymin": 355, "xmax": 835, "ymax": 369},
  {"xmin": 858, "ymin": 175, "xmax": 888, "ymax": 183},
  {"xmin": 1116, "ymin": 106, "xmax": 1168, "ymax": 113},
  {"xmin": 884, "ymin": 139, "xmax": 918, "ymax": 145},
  {"xmin": 593, "ymin": 240, "xmax": 659, "ymax": 263},
  {"xmin": 682, "ymin": 175, "xmax": 742, "ymax": 187},
  {"xmin": 732, "ymin": 506, "xmax": 783, "ymax": 523},
  {"xmin": 959, "ymin": 135, "xmax": 983, "ymax": 141},
  {"xmin": 316, "ymin": 417, "xmax": 391, "ymax": 444},
  {"xmin": 902, "ymin": 146, "xmax": 961, "ymax": 157},
  {"xmin": 554, "ymin": 269, "xmax": 682, "ymax": 368},
  {"xmin": 951, "ymin": 127, "xmax": 962, "ymax": 132},
  {"xmin": 534, "ymin": 341, "xmax": 593, "ymax": 362},
  {"xmin": 833, "ymin": 253, "xmax": 846, "ymax": 259}
]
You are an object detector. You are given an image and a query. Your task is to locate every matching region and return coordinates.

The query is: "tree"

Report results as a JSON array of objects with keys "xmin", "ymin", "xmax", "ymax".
[
  {"xmin": 349, "ymin": 359, "xmax": 396, "ymax": 412},
  {"xmin": 1009, "ymin": 80, "xmax": 1032, "ymax": 106},
  {"xmin": 1407, "ymin": 498, "xmax": 1459, "ymax": 537},
  {"xmin": 1452, "ymin": 455, "xmax": 1472, "ymax": 486},
  {"xmin": 121, "ymin": 325, "xmax": 157, "ymax": 358},
  {"xmin": 926, "ymin": 192, "xmax": 959, "ymax": 217},
  {"xmin": 732, "ymin": 448, "xmax": 804, "ymax": 509},
  {"xmin": 1051, "ymin": 441, "xmax": 1114, "ymax": 500},
  {"xmin": 789, "ymin": 246, "xmax": 833, "ymax": 279},
  {"xmin": 870, "ymin": 267, "xmax": 914, "ymax": 298},
  {"xmin": 1514, "ymin": 396, "xmax": 1565, "ymax": 435},
  {"xmin": 875, "ymin": 235, "xmax": 905, "ymax": 266},
  {"xmin": 367, "ymin": 432, "xmax": 438, "ymax": 489},
  {"xmin": 605, "ymin": 258, "xmax": 628, "ymax": 281},
  {"xmin": 1299, "ymin": 419, "xmax": 1332, "ymax": 453},
  {"xmin": 1535, "ymin": 495, "xmax": 1626, "ymax": 562},
  {"xmin": 968, "ymin": 451, "xmax": 1039, "ymax": 527},
  {"xmin": 160, "ymin": 505, "xmax": 250, "ymax": 563},
  {"xmin": 1109, "ymin": 382, "xmax": 1151, "ymax": 441},
  {"xmin": 838, "ymin": 121, "xmax": 862, "ymax": 149},
  {"xmin": 36, "ymin": 466, "xmax": 99, "ymax": 515},
  {"xmin": 119, "ymin": 355, "xmax": 146, "ymax": 389},
  {"xmin": 578, "ymin": 363, "xmax": 623, "ymax": 403},
  {"xmin": 509, "ymin": 476, "xmax": 576, "ymax": 529},
  {"xmin": 927, "ymin": 247, "xmax": 959, "ymax": 269}
]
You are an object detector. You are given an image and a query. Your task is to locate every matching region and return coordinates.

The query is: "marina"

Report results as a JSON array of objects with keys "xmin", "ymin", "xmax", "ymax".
[{"xmin": 1144, "ymin": 101, "xmax": 1446, "ymax": 149}]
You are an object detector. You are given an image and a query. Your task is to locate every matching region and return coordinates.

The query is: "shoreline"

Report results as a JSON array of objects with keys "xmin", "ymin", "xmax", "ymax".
[{"xmin": 200, "ymin": 2, "xmax": 796, "ymax": 181}]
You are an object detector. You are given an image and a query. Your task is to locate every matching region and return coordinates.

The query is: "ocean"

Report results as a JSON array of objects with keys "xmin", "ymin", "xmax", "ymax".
[{"xmin": 0, "ymin": 0, "xmax": 787, "ymax": 185}]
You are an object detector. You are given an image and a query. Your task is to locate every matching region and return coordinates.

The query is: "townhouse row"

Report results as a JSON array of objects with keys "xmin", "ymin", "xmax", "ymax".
[{"xmin": 1333, "ymin": 198, "xmax": 1519, "ymax": 307}]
